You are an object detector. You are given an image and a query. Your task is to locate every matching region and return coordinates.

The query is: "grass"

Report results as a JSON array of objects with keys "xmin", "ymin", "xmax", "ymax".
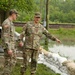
[
  {"xmin": 49, "ymin": 28, "xmax": 75, "ymax": 45},
  {"xmin": 15, "ymin": 26, "xmax": 23, "ymax": 33},
  {"xmin": 12, "ymin": 63, "xmax": 60, "ymax": 75},
  {"xmin": 49, "ymin": 28, "xmax": 75, "ymax": 38}
]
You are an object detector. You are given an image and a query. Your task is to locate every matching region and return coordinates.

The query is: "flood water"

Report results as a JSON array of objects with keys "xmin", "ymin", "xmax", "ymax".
[{"xmin": 48, "ymin": 41, "xmax": 75, "ymax": 60}]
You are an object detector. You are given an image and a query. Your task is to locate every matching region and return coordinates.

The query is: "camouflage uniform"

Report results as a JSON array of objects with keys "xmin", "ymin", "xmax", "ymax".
[
  {"xmin": 1, "ymin": 18, "xmax": 16, "ymax": 75},
  {"xmin": 20, "ymin": 21, "xmax": 57, "ymax": 75}
]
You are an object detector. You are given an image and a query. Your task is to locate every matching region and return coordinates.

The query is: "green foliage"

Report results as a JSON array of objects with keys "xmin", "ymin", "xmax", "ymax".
[
  {"xmin": 1, "ymin": 0, "xmax": 75, "ymax": 23},
  {"xmin": 17, "ymin": 11, "xmax": 34, "ymax": 21},
  {"xmin": 0, "ymin": 0, "xmax": 35, "ymax": 11},
  {"xmin": 27, "ymin": 0, "xmax": 75, "ymax": 23},
  {"xmin": 50, "ymin": 0, "xmax": 75, "ymax": 23}
]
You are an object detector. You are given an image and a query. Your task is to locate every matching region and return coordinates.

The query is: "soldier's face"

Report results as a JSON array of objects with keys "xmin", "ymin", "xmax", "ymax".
[
  {"xmin": 34, "ymin": 16, "xmax": 41, "ymax": 23},
  {"xmin": 12, "ymin": 13, "xmax": 17, "ymax": 20}
]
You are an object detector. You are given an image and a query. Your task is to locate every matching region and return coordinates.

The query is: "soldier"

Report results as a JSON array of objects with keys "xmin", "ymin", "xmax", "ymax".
[
  {"xmin": 1, "ymin": 9, "xmax": 18, "ymax": 75},
  {"xmin": 20, "ymin": 12, "xmax": 61, "ymax": 75}
]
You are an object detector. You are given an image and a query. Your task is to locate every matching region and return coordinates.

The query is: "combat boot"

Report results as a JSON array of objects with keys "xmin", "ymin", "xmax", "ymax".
[
  {"xmin": 2, "ymin": 69, "xmax": 10, "ymax": 75},
  {"xmin": 20, "ymin": 72, "xmax": 24, "ymax": 75},
  {"xmin": 20, "ymin": 69, "xmax": 25, "ymax": 75},
  {"xmin": 20, "ymin": 66, "xmax": 25, "ymax": 75},
  {"xmin": 31, "ymin": 73, "xmax": 35, "ymax": 75}
]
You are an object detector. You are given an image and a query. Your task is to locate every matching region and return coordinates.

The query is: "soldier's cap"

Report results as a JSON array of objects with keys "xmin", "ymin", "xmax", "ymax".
[
  {"xmin": 35, "ymin": 12, "xmax": 41, "ymax": 18},
  {"xmin": 9, "ymin": 9, "xmax": 19, "ymax": 16}
]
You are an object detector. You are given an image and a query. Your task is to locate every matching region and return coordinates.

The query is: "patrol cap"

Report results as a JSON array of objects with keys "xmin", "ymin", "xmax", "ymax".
[
  {"xmin": 35, "ymin": 12, "xmax": 41, "ymax": 18},
  {"xmin": 9, "ymin": 9, "xmax": 18, "ymax": 16}
]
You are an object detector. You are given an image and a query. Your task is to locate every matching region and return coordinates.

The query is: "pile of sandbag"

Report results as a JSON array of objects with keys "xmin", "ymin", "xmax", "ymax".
[
  {"xmin": 63, "ymin": 60, "xmax": 75, "ymax": 75},
  {"xmin": 44, "ymin": 52, "xmax": 69, "ymax": 75},
  {"xmin": 39, "ymin": 47, "xmax": 75, "ymax": 75}
]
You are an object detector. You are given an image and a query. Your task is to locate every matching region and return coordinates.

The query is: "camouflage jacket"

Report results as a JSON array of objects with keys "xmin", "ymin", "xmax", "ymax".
[
  {"xmin": 21, "ymin": 21, "xmax": 57, "ymax": 50},
  {"xmin": 2, "ymin": 18, "xmax": 15, "ymax": 50}
]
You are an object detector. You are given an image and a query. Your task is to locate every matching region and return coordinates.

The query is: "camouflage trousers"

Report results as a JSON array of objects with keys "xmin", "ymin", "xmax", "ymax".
[
  {"xmin": 20, "ymin": 49, "xmax": 39, "ymax": 75},
  {"xmin": 2, "ymin": 48, "xmax": 16, "ymax": 75}
]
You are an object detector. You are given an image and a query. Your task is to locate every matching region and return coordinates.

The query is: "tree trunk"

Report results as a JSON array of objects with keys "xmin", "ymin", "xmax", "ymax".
[{"xmin": 45, "ymin": 0, "xmax": 49, "ymax": 45}]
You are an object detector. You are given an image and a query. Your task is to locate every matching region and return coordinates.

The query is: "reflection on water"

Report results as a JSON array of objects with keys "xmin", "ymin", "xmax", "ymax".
[{"xmin": 49, "ymin": 44, "xmax": 75, "ymax": 60}]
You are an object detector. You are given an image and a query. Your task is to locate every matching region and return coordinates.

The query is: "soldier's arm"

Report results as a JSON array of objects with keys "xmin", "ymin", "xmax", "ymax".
[
  {"xmin": 42, "ymin": 25, "xmax": 61, "ymax": 43},
  {"xmin": 18, "ymin": 24, "xmax": 27, "ymax": 47},
  {"xmin": 2, "ymin": 22, "xmax": 11, "ymax": 50},
  {"xmin": 19, "ymin": 24, "xmax": 27, "ymax": 41},
  {"xmin": 19, "ymin": 31, "xmax": 25, "ymax": 41}
]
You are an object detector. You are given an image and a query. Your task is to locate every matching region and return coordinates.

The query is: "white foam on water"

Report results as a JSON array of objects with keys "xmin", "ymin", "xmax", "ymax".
[{"xmin": 49, "ymin": 44, "xmax": 75, "ymax": 60}]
